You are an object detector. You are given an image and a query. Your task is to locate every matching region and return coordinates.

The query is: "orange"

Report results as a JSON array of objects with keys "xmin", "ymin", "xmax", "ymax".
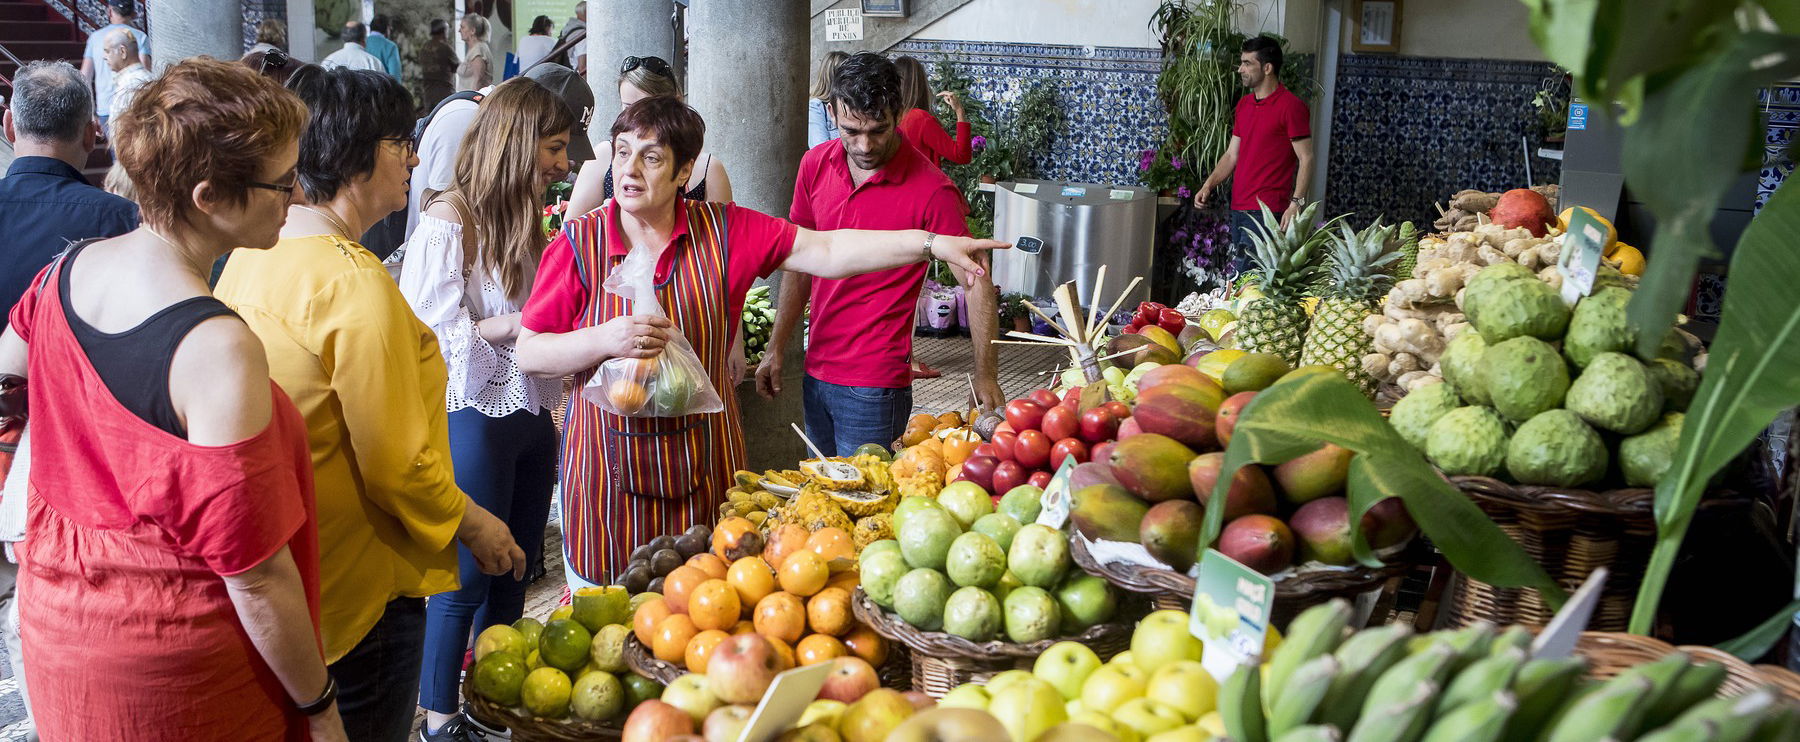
[
  {"xmin": 662, "ymin": 565, "xmax": 708, "ymax": 614},
  {"xmin": 766, "ymin": 636, "xmax": 796, "ymax": 671},
  {"xmin": 607, "ymin": 379, "xmax": 648, "ymax": 414},
  {"xmin": 843, "ymin": 625, "xmax": 889, "ymax": 667},
  {"xmin": 712, "ymin": 517, "xmax": 761, "ymax": 561},
  {"xmin": 762, "ymin": 524, "xmax": 809, "ymax": 570},
  {"xmin": 633, "ymin": 598, "xmax": 672, "ymax": 646},
  {"xmin": 778, "ymin": 550, "xmax": 829, "ymax": 597},
  {"xmin": 937, "ymin": 411, "xmax": 963, "ymax": 427},
  {"xmin": 688, "ymin": 579, "xmax": 741, "ymax": 632},
  {"xmin": 651, "ymin": 613, "xmax": 698, "ymax": 664},
  {"xmin": 730, "ymin": 620, "xmax": 757, "ymax": 636},
  {"xmin": 805, "ymin": 528, "xmax": 855, "ymax": 564},
  {"xmin": 687, "ymin": 553, "xmax": 728, "ymax": 580},
  {"xmin": 907, "ymin": 413, "xmax": 938, "ymax": 430},
  {"xmin": 752, "ymin": 591, "xmax": 807, "ymax": 645},
  {"xmin": 826, "ymin": 569, "xmax": 860, "ymax": 593},
  {"xmin": 806, "ymin": 587, "xmax": 854, "ymax": 637},
  {"xmin": 684, "ymin": 629, "xmax": 730, "ymax": 674},
  {"xmin": 941, "ymin": 430, "xmax": 980, "ymax": 466},
  {"xmin": 900, "ymin": 426, "xmax": 934, "ymax": 446},
  {"xmin": 796, "ymin": 634, "xmax": 847, "ymax": 666},
  {"xmin": 727, "ymin": 556, "xmax": 777, "ymax": 608}
]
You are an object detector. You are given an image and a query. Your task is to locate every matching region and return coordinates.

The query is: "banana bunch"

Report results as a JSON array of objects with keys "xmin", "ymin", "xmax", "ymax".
[
  {"xmin": 1222, "ymin": 600, "xmax": 1800, "ymax": 742},
  {"xmin": 742, "ymin": 285, "xmax": 776, "ymax": 366}
]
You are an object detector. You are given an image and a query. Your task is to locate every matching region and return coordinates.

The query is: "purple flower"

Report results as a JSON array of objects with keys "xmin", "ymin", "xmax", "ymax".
[
  {"xmin": 971, "ymin": 135, "xmax": 988, "ymax": 151},
  {"xmin": 1171, "ymin": 158, "xmax": 1184, "ymax": 170},
  {"xmin": 1177, "ymin": 186, "xmax": 1192, "ymax": 198}
]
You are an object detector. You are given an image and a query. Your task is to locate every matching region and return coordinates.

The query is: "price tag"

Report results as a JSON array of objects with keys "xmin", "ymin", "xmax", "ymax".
[
  {"xmin": 1034, "ymin": 458, "xmax": 1077, "ymax": 529},
  {"xmin": 1531, "ymin": 568, "xmax": 1609, "ymax": 660},
  {"xmin": 1558, "ymin": 208, "xmax": 1607, "ymax": 305},
  {"xmin": 1060, "ymin": 186, "xmax": 1088, "ymax": 198},
  {"xmin": 1108, "ymin": 189, "xmax": 1136, "ymax": 200},
  {"xmin": 1194, "ymin": 548, "xmax": 1276, "ymax": 682},
  {"xmin": 1014, "ymin": 183, "xmax": 1040, "ymax": 195},
  {"xmin": 737, "ymin": 662, "xmax": 833, "ymax": 742}
]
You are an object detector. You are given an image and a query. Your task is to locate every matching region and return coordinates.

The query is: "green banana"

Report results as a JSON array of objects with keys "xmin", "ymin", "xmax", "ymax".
[
  {"xmin": 1747, "ymin": 703, "xmax": 1799, "ymax": 742},
  {"xmin": 1265, "ymin": 600, "xmax": 1353, "ymax": 712},
  {"xmin": 1435, "ymin": 647, "xmax": 1525, "ymax": 715},
  {"xmin": 1635, "ymin": 719, "xmax": 1719, "ymax": 742},
  {"xmin": 1661, "ymin": 686, "xmax": 1779, "ymax": 742},
  {"xmin": 1274, "ymin": 725, "xmax": 1344, "ymax": 742},
  {"xmin": 1320, "ymin": 624, "xmax": 1415, "ymax": 729},
  {"xmin": 1643, "ymin": 659, "xmax": 1727, "ymax": 731},
  {"xmin": 1489, "ymin": 625, "xmax": 1532, "ymax": 658},
  {"xmin": 1222, "ymin": 660, "xmax": 1269, "ymax": 742},
  {"xmin": 1439, "ymin": 622, "xmax": 1498, "ymax": 675},
  {"xmin": 1419, "ymin": 691, "xmax": 1516, "ymax": 742},
  {"xmin": 1541, "ymin": 675, "xmax": 1652, "ymax": 742},
  {"xmin": 1614, "ymin": 651, "xmax": 1695, "ymax": 735},
  {"xmin": 1498, "ymin": 656, "xmax": 1585, "ymax": 742},
  {"xmin": 1270, "ymin": 655, "xmax": 1342, "ymax": 738},
  {"xmin": 1359, "ymin": 644, "xmax": 1456, "ymax": 719},
  {"xmin": 1346, "ymin": 681, "xmax": 1437, "ymax": 742}
]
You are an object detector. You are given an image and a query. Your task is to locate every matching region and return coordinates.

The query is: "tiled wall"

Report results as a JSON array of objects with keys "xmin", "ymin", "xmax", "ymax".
[
  {"xmin": 1325, "ymin": 53, "xmax": 1564, "ymax": 226},
  {"xmin": 1757, "ymin": 83, "xmax": 1799, "ymax": 213},
  {"xmin": 887, "ymin": 40, "xmax": 1165, "ymax": 187},
  {"xmin": 54, "ymin": 0, "xmax": 280, "ymax": 55}
]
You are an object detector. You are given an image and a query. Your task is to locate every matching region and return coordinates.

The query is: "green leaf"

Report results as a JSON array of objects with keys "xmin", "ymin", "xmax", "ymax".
[
  {"xmin": 1630, "ymin": 176, "xmax": 1800, "ymax": 633},
  {"xmin": 1204, "ymin": 374, "xmax": 1567, "ymax": 607},
  {"xmin": 1714, "ymin": 599, "xmax": 1800, "ymax": 662}
]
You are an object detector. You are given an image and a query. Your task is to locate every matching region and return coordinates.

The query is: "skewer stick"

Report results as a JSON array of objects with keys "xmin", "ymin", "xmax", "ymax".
[
  {"xmin": 791, "ymin": 423, "xmax": 830, "ymax": 462},
  {"xmin": 1088, "ymin": 276, "xmax": 1145, "ymax": 346},
  {"xmin": 1085, "ymin": 265, "xmax": 1107, "ymax": 338},
  {"xmin": 992, "ymin": 339, "xmax": 1069, "ymax": 347},
  {"xmin": 1022, "ymin": 301, "xmax": 1071, "ymax": 338},
  {"xmin": 1053, "ymin": 283, "xmax": 1087, "ymax": 344},
  {"xmin": 1005, "ymin": 330, "xmax": 1081, "ymax": 346}
]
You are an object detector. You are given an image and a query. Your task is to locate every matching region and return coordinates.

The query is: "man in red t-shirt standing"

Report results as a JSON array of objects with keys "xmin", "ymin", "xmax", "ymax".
[
  {"xmin": 755, "ymin": 52, "xmax": 1002, "ymax": 456},
  {"xmin": 1194, "ymin": 36, "xmax": 1313, "ymax": 275}
]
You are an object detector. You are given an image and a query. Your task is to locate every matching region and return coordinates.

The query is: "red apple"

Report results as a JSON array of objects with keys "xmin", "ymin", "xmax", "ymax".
[
  {"xmin": 1049, "ymin": 437, "xmax": 1089, "ymax": 469},
  {"xmin": 991, "ymin": 461, "xmax": 1029, "ymax": 495},
  {"xmin": 1102, "ymin": 400, "xmax": 1132, "ymax": 419},
  {"xmin": 817, "ymin": 656, "xmax": 881, "ymax": 703},
  {"xmin": 958, "ymin": 455, "xmax": 999, "ymax": 492},
  {"xmin": 706, "ymin": 634, "xmax": 782, "ymax": 704},
  {"xmin": 995, "ymin": 421, "xmax": 1014, "ymax": 435},
  {"xmin": 1089, "ymin": 441, "xmax": 1116, "ymax": 464},
  {"xmin": 1041, "ymin": 405, "xmax": 1079, "ymax": 442},
  {"xmin": 1216, "ymin": 391, "xmax": 1256, "ymax": 447},
  {"xmin": 990, "ymin": 431, "xmax": 1018, "ymax": 462},
  {"xmin": 1003, "ymin": 400, "xmax": 1047, "ymax": 432},
  {"xmin": 1116, "ymin": 417, "xmax": 1145, "ymax": 439},
  {"xmin": 902, "ymin": 691, "xmax": 937, "ymax": 710},
  {"xmin": 1078, "ymin": 407, "xmax": 1119, "ymax": 443},
  {"xmin": 972, "ymin": 443, "xmax": 1000, "ymax": 461},
  {"xmin": 624, "ymin": 701, "xmax": 695, "ymax": 742},
  {"xmin": 1029, "ymin": 388, "xmax": 1061, "ymax": 410},
  {"xmin": 1014, "ymin": 430, "xmax": 1052, "ymax": 469},
  {"xmin": 1028, "ymin": 471, "xmax": 1053, "ymax": 489}
]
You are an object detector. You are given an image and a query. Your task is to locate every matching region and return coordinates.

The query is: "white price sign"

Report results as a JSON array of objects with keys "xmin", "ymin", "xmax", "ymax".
[{"xmin": 825, "ymin": 8, "xmax": 864, "ymax": 41}]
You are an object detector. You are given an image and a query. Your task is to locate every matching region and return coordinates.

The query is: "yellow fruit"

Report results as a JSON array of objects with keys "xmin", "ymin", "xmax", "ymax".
[
  {"xmin": 474, "ymin": 624, "xmax": 529, "ymax": 663},
  {"xmin": 521, "ymin": 667, "xmax": 573, "ymax": 717},
  {"xmin": 1191, "ymin": 349, "xmax": 1246, "ymax": 384},
  {"xmin": 1611, "ymin": 242, "xmax": 1645, "ymax": 276},
  {"xmin": 539, "ymin": 619, "xmax": 593, "ymax": 674},
  {"xmin": 570, "ymin": 585, "xmax": 631, "ymax": 632},
  {"xmin": 1557, "ymin": 206, "xmax": 1618, "ymax": 253},
  {"xmin": 471, "ymin": 651, "xmax": 528, "ymax": 706}
]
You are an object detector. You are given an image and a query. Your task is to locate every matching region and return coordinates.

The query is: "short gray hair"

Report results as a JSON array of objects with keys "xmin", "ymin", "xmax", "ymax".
[
  {"xmin": 342, "ymin": 21, "xmax": 367, "ymax": 45},
  {"xmin": 11, "ymin": 61, "xmax": 91, "ymax": 143},
  {"xmin": 108, "ymin": 28, "xmax": 139, "ymax": 58}
]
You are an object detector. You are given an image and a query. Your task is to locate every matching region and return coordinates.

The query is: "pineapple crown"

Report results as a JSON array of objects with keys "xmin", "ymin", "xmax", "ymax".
[
  {"xmin": 1246, "ymin": 201, "xmax": 1348, "ymax": 300},
  {"xmin": 1324, "ymin": 219, "xmax": 1403, "ymax": 301}
]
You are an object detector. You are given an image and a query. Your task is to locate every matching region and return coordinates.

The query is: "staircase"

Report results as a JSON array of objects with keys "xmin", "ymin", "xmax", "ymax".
[{"xmin": 0, "ymin": 0, "xmax": 113, "ymax": 182}]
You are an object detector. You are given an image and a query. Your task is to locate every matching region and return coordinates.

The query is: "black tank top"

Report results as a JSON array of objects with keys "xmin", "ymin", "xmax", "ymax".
[{"xmin": 60, "ymin": 241, "xmax": 238, "ymax": 438}]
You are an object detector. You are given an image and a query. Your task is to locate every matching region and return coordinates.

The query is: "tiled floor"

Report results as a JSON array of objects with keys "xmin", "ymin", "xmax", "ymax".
[{"xmin": 0, "ymin": 334, "xmax": 1067, "ymax": 737}]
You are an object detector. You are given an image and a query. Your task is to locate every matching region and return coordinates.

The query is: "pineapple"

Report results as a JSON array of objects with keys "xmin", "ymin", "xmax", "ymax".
[
  {"xmin": 1299, "ymin": 220, "xmax": 1402, "ymax": 394},
  {"xmin": 1393, "ymin": 220, "xmax": 1421, "ymax": 279},
  {"xmin": 1236, "ymin": 201, "xmax": 1341, "ymax": 364}
]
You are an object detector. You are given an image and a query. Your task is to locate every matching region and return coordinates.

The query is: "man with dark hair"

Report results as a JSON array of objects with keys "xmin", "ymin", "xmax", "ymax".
[
  {"xmin": 1194, "ymin": 35, "xmax": 1313, "ymax": 273},
  {"xmin": 756, "ymin": 51, "xmax": 1003, "ymax": 455},
  {"xmin": 323, "ymin": 21, "xmax": 385, "ymax": 72},
  {"xmin": 366, "ymin": 14, "xmax": 404, "ymax": 80},
  {"xmin": 80, "ymin": 0, "xmax": 149, "ymax": 134}
]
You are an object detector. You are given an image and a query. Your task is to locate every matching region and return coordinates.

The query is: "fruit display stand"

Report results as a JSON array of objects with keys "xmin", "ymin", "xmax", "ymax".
[
  {"xmin": 621, "ymin": 632, "xmax": 913, "ymax": 691},
  {"xmin": 849, "ymin": 587, "xmax": 1136, "ymax": 696},
  {"xmin": 462, "ymin": 675, "xmax": 623, "ymax": 742}
]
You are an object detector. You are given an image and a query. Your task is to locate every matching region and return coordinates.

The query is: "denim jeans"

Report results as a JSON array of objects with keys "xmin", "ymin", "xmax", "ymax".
[
  {"xmin": 802, "ymin": 374, "xmax": 913, "ymax": 457},
  {"xmin": 418, "ymin": 407, "xmax": 558, "ymax": 714},
  {"xmin": 1230, "ymin": 208, "xmax": 1262, "ymax": 277},
  {"xmin": 331, "ymin": 597, "xmax": 426, "ymax": 742}
]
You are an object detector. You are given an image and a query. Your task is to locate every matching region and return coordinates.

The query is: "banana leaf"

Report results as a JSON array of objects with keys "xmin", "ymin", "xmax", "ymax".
[
  {"xmin": 1202, "ymin": 374, "xmax": 1568, "ymax": 607},
  {"xmin": 1629, "ymin": 177, "xmax": 1800, "ymax": 633}
]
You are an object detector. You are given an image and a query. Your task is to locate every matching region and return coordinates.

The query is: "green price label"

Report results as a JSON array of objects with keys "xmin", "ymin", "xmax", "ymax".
[
  {"xmin": 1558, "ymin": 208, "xmax": 1607, "ymax": 304},
  {"xmin": 1193, "ymin": 548, "xmax": 1275, "ymax": 681}
]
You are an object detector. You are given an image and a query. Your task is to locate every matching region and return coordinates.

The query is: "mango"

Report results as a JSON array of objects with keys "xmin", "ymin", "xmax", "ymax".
[
  {"xmin": 1134, "ymin": 364, "xmax": 1223, "ymax": 398},
  {"xmin": 1136, "ymin": 325, "xmax": 1183, "ymax": 356},
  {"xmin": 1107, "ymin": 334, "xmax": 1179, "ymax": 369},
  {"xmin": 1188, "ymin": 452, "xmax": 1276, "ymax": 520},
  {"xmin": 1070, "ymin": 483, "xmax": 1151, "ymax": 543},
  {"xmin": 1132, "ymin": 384, "xmax": 1222, "ymax": 449},
  {"xmin": 1271, "ymin": 444, "xmax": 1352, "ymax": 506},
  {"xmin": 1139, "ymin": 500, "xmax": 1204, "ymax": 572},
  {"xmin": 1107, "ymin": 434, "xmax": 1200, "ymax": 503},
  {"xmin": 1069, "ymin": 462, "xmax": 1123, "ymax": 492}
]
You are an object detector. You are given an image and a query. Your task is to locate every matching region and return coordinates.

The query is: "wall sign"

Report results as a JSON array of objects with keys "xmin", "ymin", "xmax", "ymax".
[
  {"xmin": 860, "ymin": 0, "xmax": 908, "ymax": 18},
  {"xmin": 1567, "ymin": 102, "xmax": 1589, "ymax": 131},
  {"xmin": 824, "ymin": 8, "xmax": 864, "ymax": 42},
  {"xmin": 1351, "ymin": 0, "xmax": 1402, "ymax": 54}
]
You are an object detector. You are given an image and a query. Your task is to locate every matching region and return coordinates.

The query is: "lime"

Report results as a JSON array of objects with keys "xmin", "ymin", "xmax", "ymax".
[
  {"xmin": 470, "ymin": 651, "xmax": 527, "ymax": 706},
  {"xmin": 1198, "ymin": 309, "xmax": 1236, "ymax": 341},
  {"xmin": 549, "ymin": 605, "xmax": 575, "ymax": 623},
  {"xmin": 539, "ymin": 618, "xmax": 593, "ymax": 673},
  {"xmin": 521, "ymin": 667, "xmax": 573, "ymax": 717},
  {"xmin": 511, "ymin": 617, "xmax": 544, "ymax": 651},
  {"xmin": 621, "ymin": 672, "xmax": 664, "ymax": 712},
  {"xmin": 854, "ymin": 443, "xmax": 893, "ymax": 461},
  {"xmin": 527, "ymin": 649, "xmax": 544, "ymax": 670},
  {"xmin": 1222, "ymin": 352, "xmax": 1291, "ymax": 394},
  {"xmin": 474, "ymin": 624, "xmax": 529, "ymax": 663},
  {"xmin": 571, "ymin": 585, "xmax": 631, "ymax": 632},
  {"xmin": 570, "ymin": 671, "xmax": 625, "ymax": 721}
]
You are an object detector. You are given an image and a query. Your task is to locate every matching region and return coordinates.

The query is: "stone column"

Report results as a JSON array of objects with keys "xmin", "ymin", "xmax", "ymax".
[
  {"xmin": 149, "ymin": 0, "xmax": 244, "ymax": 68},
  {"xmin": 586, "ymin": 0, "xmax": 677, "ymax": 146}
]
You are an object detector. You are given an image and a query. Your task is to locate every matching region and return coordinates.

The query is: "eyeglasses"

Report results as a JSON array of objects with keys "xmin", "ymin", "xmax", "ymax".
[
  {"xmin": 620, "ymin": 55, "xmax": 671, "ymax": 77},
  {"xmin": 258, "ymin": 48, "xmax": 291, "ymax": 76},
  {"xmin": 246, "ymin": 179, "xmax": 297, "ymax": 196},
  {"xmin": 382, "ymin": 137, "xmax": 416, "ymax": 159}
]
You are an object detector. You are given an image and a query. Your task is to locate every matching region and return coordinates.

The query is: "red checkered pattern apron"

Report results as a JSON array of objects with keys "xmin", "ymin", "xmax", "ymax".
[{"xmin": 560, "ymin": 202, "xmax": 746, "ymax": 582}]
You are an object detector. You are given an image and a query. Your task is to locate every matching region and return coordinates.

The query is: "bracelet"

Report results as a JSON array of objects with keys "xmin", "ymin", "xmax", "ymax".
[
  {"xmin": 923, "ymin": 232, "xmax": 937, "ymax": 262},
  {"xmin": 295, "ymin": 676, "xmax": 338, "ymax": 716}
]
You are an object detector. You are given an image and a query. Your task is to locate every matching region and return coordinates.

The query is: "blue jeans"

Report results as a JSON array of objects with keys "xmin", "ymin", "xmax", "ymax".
[
  {"xmin": 803, "ymin": 374, "xmax": 912, "ymax": 457},
  {"xmin": 332, "ymin": 597, "xmax": 426, "ymax": 742},
  {"xmin": 1230, "ymin": 209, "xmax": 1262, "ymax": 277},
  {"xmin": 418, "ymin": 407, "xmax": 559, "ymax": 714}
]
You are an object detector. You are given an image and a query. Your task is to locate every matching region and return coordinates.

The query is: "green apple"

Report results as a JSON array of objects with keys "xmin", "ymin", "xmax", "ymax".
[
  {"xmin": 1033, "ymin": 641, "xmax": 1103, "ymax": 700},
  {"xmin": 987, "ymin": 677, "xmax": 1068, "ymax": 742},
  {"xmin": 936, "ymin": 684, "xmax": 990, "ymax": 710},
  {"xmin": 1112, "ymin": 697, "xmax": 1187, "ymax": 738},
  {"xmin": 797, "ymin": 698, "xmax": 846, "ymax": 728},
  {"xmin": 1065, "ymin": 698, "xmax": 1083, "ymax": 718},
  {"xmin": 1055, "ymin": 574, "xmax": 1118, "ymax": 633},
  {"xmin": 936, "ymin": 481, "xmax": 994, "ymax": 529},
  {"xmin": 1145, "ymin": 725, "xmax": 1214, "ymax": 742},
  {"xmin": 1130, "ymin": 610, "xmax": 1203, "ymax": 674},
  {"xmin": 1195, "ymin": 710, "xmax": 1227, "ymax": 737},
  {"xmin": 888, "ymin": 708, "xmax": 1010, "ymax": 742},
  {"xmin": 985, "ymin": 669, "xmax": 1041, "ymax": 698},
  {"xmin": 994, "ymin": 570, "xmax": 1024, "ymax": 603},
  {"xmin": 1109, "ymin": 650, "xmax": 1137, "ymax": 668},
  {"xmin": 1079, "ymin": 662, "xmax": 1148, "ymax": 714},
  {"xmin": 1071, "ymin": 711, "xmax": 1143, "ymax": 742},
  {"xmin": 1145, "ymin": 660, "xmax": 1218, "ymax": 722},
  {"xmin": 659, "ymin": 672, "xmax": 720, "ymax": 724}
]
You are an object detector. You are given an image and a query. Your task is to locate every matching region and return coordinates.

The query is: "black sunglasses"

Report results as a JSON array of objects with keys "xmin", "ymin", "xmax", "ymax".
[
  {"xmin": 258, "ymin": 48, "xmax": 291, "ymax": 76},
  {"xmin": 620, "ymin": 55, "xmax": 671, "ymax": 77},
  {"xmin": 246, "ymin": 179, "xmax": 296, "ymax": 196}
]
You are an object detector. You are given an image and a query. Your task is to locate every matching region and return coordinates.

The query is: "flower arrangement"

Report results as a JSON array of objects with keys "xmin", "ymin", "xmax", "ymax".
[
  {"xmin": 1168, "ymin": 206, "xmax": 1235, "ymax": 291},
  {"xmin": 1139, "ymin": 146, "xmax": 1200, "ymax": 195}
]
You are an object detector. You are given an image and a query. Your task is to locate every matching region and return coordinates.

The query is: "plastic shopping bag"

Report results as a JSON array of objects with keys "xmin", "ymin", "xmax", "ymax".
[{"xmin": 580, "ymin": 244, "xmax": 725, "ymax": 417}]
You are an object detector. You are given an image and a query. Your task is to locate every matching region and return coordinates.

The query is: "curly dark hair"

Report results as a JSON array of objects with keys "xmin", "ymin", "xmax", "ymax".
[
  {"xmin": 829, "ymin": 51, "xmax": 903, "ymax": 122},
  {"xmin": 284, "ymin": 66, "xmax": 415, "ymax": 203}
]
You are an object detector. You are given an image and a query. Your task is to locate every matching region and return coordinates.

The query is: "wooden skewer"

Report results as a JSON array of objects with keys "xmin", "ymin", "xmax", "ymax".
[
  {"xmin": 791, "ymin": 423, "xmax": 830, "ymax": 461},
  {"xmin": 1089, "ymin": 276, "xmax": 1145, "ymax": 346},
  {"xmin": 1053, "ymin": 283, "xmax": 1087, "ymax": 344},
  {"xmin": 1005, "ymin": 330, "xmax": 1081, "ymax": 346},
  {"xmin": 992, "ymin": 339, "xmax": 1069, "ymax": 347},
  {"xmin": 1085, "ymin": 265, "xmax": 1107, "ymax": 337},
  {"xmin": 1022, "ymin": 301, "xmax": 1072, "ymax": 338}
]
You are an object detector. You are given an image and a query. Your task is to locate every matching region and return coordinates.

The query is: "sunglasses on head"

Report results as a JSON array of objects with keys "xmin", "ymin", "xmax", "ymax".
[
  {"xmin": 259, "ymin": 48, "xmax": 291, "ymax": 76},
  {"xmin": 620, "ymin": 55, "xmax": 671, "ymax": 77}
]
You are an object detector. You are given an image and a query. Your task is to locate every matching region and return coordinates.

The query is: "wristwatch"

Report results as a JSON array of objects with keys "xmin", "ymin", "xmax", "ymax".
[{"xmin": 296, "ymin": 676, "xmax": 338, "ymax": 716}]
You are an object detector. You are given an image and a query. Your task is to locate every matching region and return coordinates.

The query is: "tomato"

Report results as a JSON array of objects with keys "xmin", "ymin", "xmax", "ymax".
[
  {"xmin": 1028, "ymin": 388, "xmax": 1061, "ymax": 410},
  {"xmin": 959, "ymin": 455, "xmax": 999, "ymax": 493},
  {"xmin": 1014, "ymin": 429, "xmax": 1052, "ymax": 469},
  {"xmin": 1028, "ymin": 471, "xmax": 1053, "ymax": 489},
  {"xmin": 1041, "ymin": 405, "xmax": 1079, "ymax": 442},
  {"xmin": 1049, "ymin": 437, "xmax": 1089, "ymax": 469},
  {"xmin": 1061, "ymin": 386, "xmax": 1082, "ymax": 412},
  {"xmin": 1078, "ymin": 407, "xmax": 1119, "ymax": 443},
  {"xmin": 1003, "ymin": 399, "xmax": 1047, "ymax": 432},
  {"xmin": 991, "ymin": 461, "xmax": 1029, "ymax": 495},
  {"xmin": 1102, "ymin": 400, "xmax": 1132, "ymax": 419},
  {"xmin": 990, "ymin": 431, "xmax": 1018, "ymax": 462},
  {"xmin": 1158, "ymin": 307, "xmax": 1188, "ymax": 334},
  {"xmin": 972, "ymin": 443, "xmax": 1000, "ymax": 461}
]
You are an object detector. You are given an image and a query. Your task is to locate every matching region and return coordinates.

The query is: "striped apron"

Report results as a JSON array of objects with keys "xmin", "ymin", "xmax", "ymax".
[{"xmin": 561, "ymin": 202, "xmax": 746, "ymax": 583}]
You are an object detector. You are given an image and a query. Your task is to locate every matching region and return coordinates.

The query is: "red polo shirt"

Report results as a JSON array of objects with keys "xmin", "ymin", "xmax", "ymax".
[
  {"xmin": 521, "ymin": 198, "xmax": 798, "ymax": 335},
  {"xmin": 1230, "ymin": 83, "xmax": 1311, "ymax": 211},
  {"xmin": 790, "ymin": 139, "xmax": 969, "ymax": 388}
]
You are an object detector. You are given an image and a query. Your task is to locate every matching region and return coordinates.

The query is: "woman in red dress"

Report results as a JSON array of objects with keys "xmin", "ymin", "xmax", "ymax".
[
  {"xmin": 0, "ymin": 59, "xmax": 344, "ymax": 741},
  {"xmin": 894, "ymin": 55, "xmax": 972, "ymax": 169}
]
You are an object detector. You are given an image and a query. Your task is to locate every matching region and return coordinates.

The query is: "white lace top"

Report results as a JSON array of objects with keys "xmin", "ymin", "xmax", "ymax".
[{"xmin": 396, "ymin": 214, "xmax": 563, "ymax": 418}]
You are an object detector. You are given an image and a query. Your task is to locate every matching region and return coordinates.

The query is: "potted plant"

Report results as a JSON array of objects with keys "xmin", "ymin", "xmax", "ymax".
[
  {"xmin": 998, "ymin": 292, "xmax": 1034, "ymax": 332},
  {"xmin": 929, "ymin": 59, "xmax": 1061, "ymax": 238}
]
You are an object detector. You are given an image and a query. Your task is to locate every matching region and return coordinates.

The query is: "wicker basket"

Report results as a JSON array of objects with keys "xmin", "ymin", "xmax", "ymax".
[
  {"xmin": 852, "ymin": 587, "xmax": 1136, "ymax": 697},
  {"xmin": 1577, "ymin": 631, "xmax": 1800, "ymax": 701},
  {"xmin": 1443, "ymin": 476, "xmax": 1663, "ymax": 631},
  {"xmin": 1068, "ymin": 534, "xmax": 1413, "ymax": 626},
  {"xmin": 463, "ymin": 675, "xmax": 623, "ymax": 742},
  {"xmin": 625, "ymin": 629, "xmax": 916, "ymax": 691}
]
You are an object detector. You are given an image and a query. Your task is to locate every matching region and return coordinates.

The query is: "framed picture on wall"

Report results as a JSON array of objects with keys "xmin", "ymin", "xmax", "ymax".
[
  {"xmin": 860, "ymin": 0, "xmax": 908, "ymax": 18},
  {"xmin": 1351, "ymin": 0, "xmax": 1402, "ymax": 53}
]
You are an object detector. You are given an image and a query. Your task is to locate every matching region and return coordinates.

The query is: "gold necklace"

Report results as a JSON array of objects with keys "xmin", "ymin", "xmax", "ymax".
[{"xmin": 294, "ymin": 205, "xmax": 355, "ymax": 239}]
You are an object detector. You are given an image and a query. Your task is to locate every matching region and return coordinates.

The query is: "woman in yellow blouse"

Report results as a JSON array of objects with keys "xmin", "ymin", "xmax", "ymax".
[{"xmin": 213, "ymin": 66, "xmax": 525, "ymax": 740}]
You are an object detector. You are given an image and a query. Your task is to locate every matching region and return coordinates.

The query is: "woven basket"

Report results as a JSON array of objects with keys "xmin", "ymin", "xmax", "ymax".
[
  {"xmin": 1068, "ymin": 534, "xmax": 1413, "ymax": 626},
  {"xmin": 852, "ymin": 587, "xmax": 1135, "ymax": 697},
  {"xmin": 463, "ymin": 675, "xmax": 623, "ymax": 742},
  {"xmin": 1444, "ymin": 476, "xmax": 1663, "ymax": 631},
  {"xmin": 1578, "ymin": 631, "xmax": 1800, "ymax": 701},
  {"xmin": 625, "ymin": 628, "xmax": 916, "ymax": 691}
]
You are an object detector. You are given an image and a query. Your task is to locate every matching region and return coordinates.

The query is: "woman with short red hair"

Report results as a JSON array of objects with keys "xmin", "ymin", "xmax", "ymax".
[{"xmin": 0, "ymin": 58, "xmax": 345, "ymax": 740}]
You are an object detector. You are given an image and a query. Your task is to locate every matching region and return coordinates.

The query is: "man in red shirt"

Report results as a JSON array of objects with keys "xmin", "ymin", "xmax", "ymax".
[
  {"xmin": 755, "ymin": 52, "xmax": 1002, "ymax": 456},
  {"xmin": 1194, "ymin": 36, "xmax": 1313, "ymax": 274}
]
